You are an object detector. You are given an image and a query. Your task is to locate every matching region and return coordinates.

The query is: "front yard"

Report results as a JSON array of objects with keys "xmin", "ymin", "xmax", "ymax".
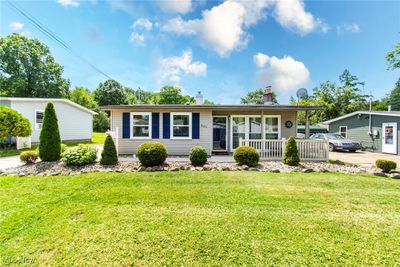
[{"xmin": 1, "ymin": 172, "xmax": 399, "ymax": 265}]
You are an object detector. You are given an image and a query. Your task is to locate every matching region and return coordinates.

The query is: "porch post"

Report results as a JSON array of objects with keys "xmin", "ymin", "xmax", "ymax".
[
  {"xmin": 305, "ymin": 110, "xmax": 310, "ymax": 139},
  {"xmin": 261, "ymin": 110, "xmax": 265, "ymax": 155}
]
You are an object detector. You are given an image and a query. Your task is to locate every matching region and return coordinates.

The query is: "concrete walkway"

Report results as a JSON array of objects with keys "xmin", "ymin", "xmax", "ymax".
[
  {"xmin": 0, "ymin": 156, "xmax": 24, "ymax": 170},
  {"xmin": 330, "ymin": 151, "xmax": 400, "ymax": 168}
]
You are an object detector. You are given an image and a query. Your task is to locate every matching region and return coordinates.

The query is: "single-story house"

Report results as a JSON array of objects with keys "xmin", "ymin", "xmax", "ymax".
[
  {"xmin": 0, "ymin": 97, "xmax": 97, "ymax": 143},
  {"xmin": 323, "ymin": 110, "xmax": 400, "ymax": 155},
  {"xmin": 102, "ymin": 90, "xmax": 322, "ymax": 156}
]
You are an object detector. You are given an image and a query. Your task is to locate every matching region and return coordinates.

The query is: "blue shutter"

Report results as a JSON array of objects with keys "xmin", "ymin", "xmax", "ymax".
[
  {"xmin": 122, "ymin": 112, "xmax": 130, "ymax": 138},
  {"xmin": 152, "ymin": 113, "xmax": 159, "ymax": 139},
  {"xmin": 192, "ymin": 113, "xmax": 200, "ymax": 139},
  {"xmin": 163, "ymin": 113, "xmax": 170, "ymax": 139}
]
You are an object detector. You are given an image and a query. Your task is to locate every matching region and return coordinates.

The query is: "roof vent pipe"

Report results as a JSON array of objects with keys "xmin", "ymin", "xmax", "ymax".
[
  {"xmin": 263, "ymin": 86, "xmax": 273, "ymax": 105},
  {"xmin": 388, "ymin": 105, "xmax": 392, "ymax": 112},
  {"xmin": 195, "ymin": 91, "xmax": 203, "ymax": 105}
]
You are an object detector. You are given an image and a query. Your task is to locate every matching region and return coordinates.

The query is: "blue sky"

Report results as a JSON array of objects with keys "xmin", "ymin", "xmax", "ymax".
[{"xmin": 1, "ymin": 0, "xmax": 399, "ymax": 104}]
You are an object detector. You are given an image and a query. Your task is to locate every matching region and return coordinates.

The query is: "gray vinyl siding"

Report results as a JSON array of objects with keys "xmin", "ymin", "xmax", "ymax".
[
  {"xmin": 329, "ymin": 114, "xmax": 400, "ymax": 155},
  {"xmin": 0, "ymin": 100, "xmax": 11, "ymax": 107},
  {"xmin": 10, "ymin": 100, "xmax": 93, "ymax": 143},
  {"xmin": 112, "ymin": 109, "xmax": 213, "ymax": 155}
]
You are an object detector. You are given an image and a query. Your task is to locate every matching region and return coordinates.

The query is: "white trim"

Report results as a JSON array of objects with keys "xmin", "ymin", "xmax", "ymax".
[
  {"xmin": 323, "ymin": 111, "xmax": 400, "ymax": 124},
  {"xmin": 170, "ymin": 112, "xmax": 192, "ymax": 140},
  {"xmin": 34, "ymin": 109, "xmax": 44, "ymax": 131},
  {"xmin": 264, "ymin": 115, "xmax": 281, "ymax": 139},
  {"xmin": 212, "ymin": 116, "xmax": 228, "ymax": 151},
  {"xmin": 0, "ymin": 97, "xmax": 97, "ymax": 115},
  {"xmin": 339, "ymin": 126, "xmax": 347, "ymax": 138},
  {"xmin": 382, "ymin": 122, "xmax": 398, "ymax": 154},
  {"xmin": 130, "ymin": 112, "xmax": 152, "ymax": 139}
]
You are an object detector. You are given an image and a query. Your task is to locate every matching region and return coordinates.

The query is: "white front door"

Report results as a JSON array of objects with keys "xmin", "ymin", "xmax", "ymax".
[{"xmin": 382, "ymin": 123, "xmax": 397, "ymax": 154}]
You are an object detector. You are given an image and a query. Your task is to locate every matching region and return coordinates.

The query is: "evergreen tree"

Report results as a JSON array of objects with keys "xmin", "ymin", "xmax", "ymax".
[
  {"xmin": 100, "ymin": 135, "xmax": 118, "ymax": 165},
  {"xmin": 39, "ymin": 103, "xmax": 61, "ymax": 161},
  {"xmin": 283, "ymin": 137, "xmax": 300, "ymax": 166}
]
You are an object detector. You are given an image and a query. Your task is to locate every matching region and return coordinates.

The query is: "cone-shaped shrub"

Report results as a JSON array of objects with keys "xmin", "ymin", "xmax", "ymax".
[
  {"xmin": 100, "ymin": 135, "xmax": 118, "ymax": 165},
  {"xmin": 39, "ymin": 103, "xmax": 61, "ymax": 161},
  {"xmin": 283, "ymin": 136, "xmax": 300, "ymax": 166}
]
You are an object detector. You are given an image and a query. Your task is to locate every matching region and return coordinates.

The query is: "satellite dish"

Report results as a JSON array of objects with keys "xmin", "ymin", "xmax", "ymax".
[{"xmin": 296, "ymin": 88, "xmax": 308, "ymax": 99}]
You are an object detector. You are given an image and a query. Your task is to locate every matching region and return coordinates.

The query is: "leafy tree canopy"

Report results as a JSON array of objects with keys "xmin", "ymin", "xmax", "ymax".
[
  {"xmin": 240, "ymin": 89, "xmax": 278, "ymax": 105},
  {"xmin": 0, "ymin": 106, "xmax": 31, "ymax": 141},
  {"xmin": 386, "ymin": 78, "xmax": 400, "ymax": 110},
  {"xmin": 69, "ymin": 87, "xmax": 97, "ymax": 110},
  {"xmin": 157, "ymin": 86, "xmax": 194, "ymax": 104},
  {"xmin": 386, "ymin": 40, "xmax": 400, "ymax": 70},
  {"xmin": 93, "ymin": 79, "xmax": 128, "ymax": 106},
  {"xmin": 0, "ymin": 33, "xmax": 70, "ymax": 98}
]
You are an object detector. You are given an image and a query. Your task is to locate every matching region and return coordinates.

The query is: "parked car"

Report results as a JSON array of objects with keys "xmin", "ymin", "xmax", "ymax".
[{"xmin": 310, "ymin": 133, "xmax": 361, "ymax": 152}]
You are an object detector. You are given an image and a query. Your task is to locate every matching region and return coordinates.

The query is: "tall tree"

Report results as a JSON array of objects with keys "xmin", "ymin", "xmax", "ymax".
[
  {"xmin": 240, "ymin": 89, "xmax": 278, "ymax": 104},
  {"xmin": 0, "ymin": 33, "xmax": 70, "ymax": 98},
  {"xmin": 93, "ymin": 79, "xmax": 128, "ymax": 106},
  {"xmin": 39, "ymin": 103, "xmax": 61, "ymax": 162},
  {"xmin": 386, "ymin": 40, "xmax": 400, "ymax": 70},
  {"xmin": 69, "ymin": 87, "xmax": 97, "ymax": 110},
  {"xmin": 125, "ymin": 87, "xmax": 156, "ymax": 104},
  {"xmin": 386, "ymin": 78, "xmax": 400, "ymax": 110},
  {"xmin": 157, "ymin": 86, "xmax": 194, "ymax": 104}
]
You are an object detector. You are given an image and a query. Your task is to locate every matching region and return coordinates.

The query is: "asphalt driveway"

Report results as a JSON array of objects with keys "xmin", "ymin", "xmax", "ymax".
[{"xmin": 330, "ymin": 151, "xmax": 400, "ymax": 168}]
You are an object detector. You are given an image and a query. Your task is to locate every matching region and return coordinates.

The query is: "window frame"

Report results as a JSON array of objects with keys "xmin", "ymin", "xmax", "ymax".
[
  {"xmin": 170, "ymin": 112, "xmax": 192, "ymax": 140},
  {"xmin": 130, "ymin": 112, "xmax": 152, "ymax": 139},
  {"xmin": 339, "ymin": 126, "xmax": 347, "ymax": 138},
  {"xmin": 264, "ymin": 115, "xmax": 281, "ymax": 140},
  {"xmin": 34, "ymin": 109, "xmax": 44, "ymax": 131}
]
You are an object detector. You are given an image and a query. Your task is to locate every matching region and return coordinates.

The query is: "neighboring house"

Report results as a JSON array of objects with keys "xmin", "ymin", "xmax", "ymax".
[
  {"xmin": 102, "ymin": 90, "xmax": 322, "ymax": 156},
  {"xmin": 0, "ymin": 97, "xmax": 97, "ymax": 143},
  {"xmin": 297, "ymin": 125, "xmax": 328, "ymax": 135},
  {"xmin": 323, "ymin": 111, "xmax": 400, "ymax": 155}
]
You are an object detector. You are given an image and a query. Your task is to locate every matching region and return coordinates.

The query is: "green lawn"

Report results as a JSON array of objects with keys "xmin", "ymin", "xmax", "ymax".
[
  {"xmin": 1, "ymin": 172, "xmax": 399, "ymax": 265},
  {"xmin": 0, "ymin": 132, "xmax": 105, "ymax": 158}
]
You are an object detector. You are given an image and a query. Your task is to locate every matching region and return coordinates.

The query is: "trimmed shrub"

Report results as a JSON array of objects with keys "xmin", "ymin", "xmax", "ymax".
[
  {"xmin": 233, "ymin": 146, "xmax": 259, "ymax": 167},
  {"xmin": 62, "ymin": 145, "xmax": 97, "ymax": 166},
  {"xmin": 189, "ymin": 146, "xmax": 208, "ymax": 166},
  {"xmin": 19, "ymin": 150, "xmax": 38, "ymax": 164},
  {"xmin": 100, "ymin": 135, "xmax": 118, "ymax": 165},
  {"xmin": 39, "ymin": 103, "xmax": 61, "ymax": 162},
  {"xmin": 376, "ymin": 159, "xmax": 397, "ymax": 173},
  {"xmin": 0, "ymin": 106, "xmax": 32, "ymax": 141},
  {"xmin": 136, "ymin": 142, "xmax": 168, "ymax": 167},
  {"xmin": 283, "ymin": 136, "xmax": 300, "ymax": 166}
]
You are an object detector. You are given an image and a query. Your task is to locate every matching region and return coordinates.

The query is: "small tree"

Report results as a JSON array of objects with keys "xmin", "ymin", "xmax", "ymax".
[
  {"xmin": 100, "ymin": 135, "xmax": 118, "ymax": 165},
  {"xmin": 39, "ymin": 103, "xmax": 61, "ymax": 161},
  {"xmin": 0, "ymin": 106, "xmax": 31, "ymax": 141},
  {"xmin": 283, "ymin": 137, "xmax": 300, "ymax": 166}
]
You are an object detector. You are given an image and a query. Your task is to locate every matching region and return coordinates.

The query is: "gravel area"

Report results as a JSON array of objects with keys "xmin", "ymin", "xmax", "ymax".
[{"xmin": 1, "ymin": 160, "xmax": 400, "ymax": 178}]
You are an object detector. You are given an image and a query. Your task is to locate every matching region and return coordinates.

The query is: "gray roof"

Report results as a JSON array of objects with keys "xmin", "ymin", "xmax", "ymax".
[
  {"xmin": 323, "ymin": 110, "xmax": 400, "ymax": 124},
  {"xmin": 101, "ymin": 104, "xmax": 322, "ymax": 111}
]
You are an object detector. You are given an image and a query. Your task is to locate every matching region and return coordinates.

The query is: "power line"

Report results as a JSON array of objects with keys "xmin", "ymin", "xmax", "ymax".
[{"xmin": 7, "ymin": 0, "xmax": 114, "ymax": 80}]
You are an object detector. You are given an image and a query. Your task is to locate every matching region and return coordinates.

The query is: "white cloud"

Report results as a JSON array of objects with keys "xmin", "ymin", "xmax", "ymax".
[
  {"xmin": 107, "ymin": 0, "xmax": 135, "ymax": 16},
  {"xmin": 159, "ymin": 0, "xmax": 192, "ymax": 14},
  {"xmin": 337, "ymin": 23, "xmax": 360, "ymax": 35},
  {"xmin": 274, "ymin": 0, "xmax": 327, "ymax": 35},
  {"xmin": 131, "ymin": 18, "xmax": 153, "ymax": 31},
  {"xmin": 156, "ymin": 50, "xmax": 207, "ymax": 83},
  {"xmin": 162, "ymin": 0, "xmax": 326, "ymax": 57},
  {"xmin": 253, "ymin": 52, "xmax": 270, "ymax": 68},
  {"xmin": 129, "ymin": 32, "xmax": 145, "ymax": 44},
  {"xmin": 256, "ymin": 54, "xmax": 309, "ymax": 94},
  {"xmin": 9, "ymin": 22, "xmax": 24, "ymax": 31},
  {"xmin": 57, "ymin": 0, "xmax": 80, "ymax": 7}
]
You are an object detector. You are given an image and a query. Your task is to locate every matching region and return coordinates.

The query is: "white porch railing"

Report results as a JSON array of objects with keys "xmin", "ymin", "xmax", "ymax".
[{"xmin": 240, "ymin": 138, "xmax": 329, "ymax": 162}]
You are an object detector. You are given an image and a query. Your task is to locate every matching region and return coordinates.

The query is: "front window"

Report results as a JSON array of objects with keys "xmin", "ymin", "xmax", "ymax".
[
  {"xmin": 131, "ymin": 112, "xmax": 151, "ymax": 138},
  {"xmin": 339, "ymin": 126, "xmax": 347, "ymax": 138},
  {"xmin": 249, "ymin": 117, "xmax": 262, "ymax": 139},
  {"xmin": 35, "ymin": 110, "xmax": 44, "ymax": 130},
  {"xmin": 171, "ymin": 113, "xmax": 191, "ymax": 139},
  {"xmin": 265, "ymin": 116, "xmax": 280, "ymax": 139},
  {"xmin": 232, "ymin": 117, "xmax": 246, "ymax": 149}
]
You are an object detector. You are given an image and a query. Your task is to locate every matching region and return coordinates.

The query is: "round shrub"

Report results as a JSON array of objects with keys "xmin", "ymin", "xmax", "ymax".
[
  {"xmin": 283, "ymin": 136, "xmax": 300, "ymax": 166},
  {"xmin": 20, "ymin": 150, "xmax": 38, "ymax": 164},
  {"xmin": 136, "ymin": 142, "xmax": 168, "ymax": 167},
  {"xmin": 233, "ymin": 146, "xmax": 259, "ymax": 167},
  {"xmin": 376, "ymin": 159, "xmax": 397, "ymax": 173},
  {"xmin": 189, "ymin": 146, "xmax": 208, "ymax": 166},
  {"xmin": 62, "ymin": 145, "xmax": 97, "ymax": 166},
  {"xmin": 100, "ymin": 135, "xmax": 118, "ymax": 165}
]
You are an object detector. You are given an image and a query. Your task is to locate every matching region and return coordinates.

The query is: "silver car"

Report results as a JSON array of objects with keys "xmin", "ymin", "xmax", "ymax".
[{"xmin": 310, "ymin": 133, "xmax": 362, "ymax": 152}]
